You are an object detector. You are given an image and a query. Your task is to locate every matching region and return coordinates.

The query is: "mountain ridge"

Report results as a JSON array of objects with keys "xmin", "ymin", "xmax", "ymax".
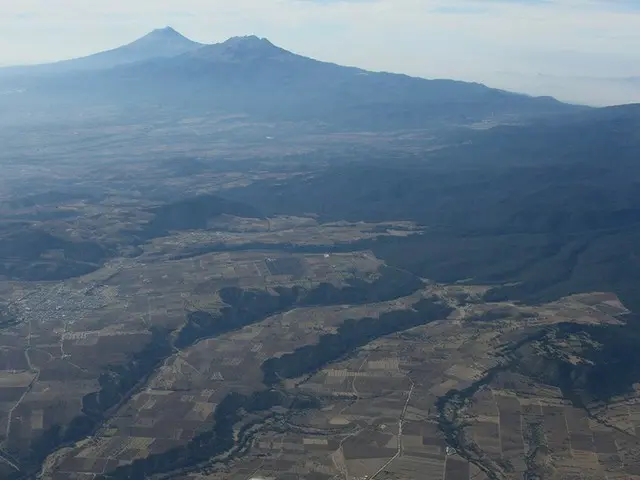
[{"xmin": 0, "ymin": 27, "xmax": 585, "ymax": 130}]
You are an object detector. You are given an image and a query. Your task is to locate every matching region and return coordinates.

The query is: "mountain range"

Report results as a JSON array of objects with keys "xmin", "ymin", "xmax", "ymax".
[{"xmin": 0, "ymin": 27, "xmax": 582, "ymax": 130}]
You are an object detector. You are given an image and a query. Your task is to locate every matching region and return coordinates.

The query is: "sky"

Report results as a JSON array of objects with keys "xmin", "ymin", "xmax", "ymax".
[{"xmin": 1, "ymin": 0, "xmax": 640, "ymax": 105}]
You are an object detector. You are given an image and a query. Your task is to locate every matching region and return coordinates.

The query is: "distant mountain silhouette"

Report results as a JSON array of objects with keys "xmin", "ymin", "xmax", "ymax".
[
  {"xmin": 0, "ymin": 27, "xmax": 203, "ymax": 75},
  {"xmin": 0, "ymin": 29, "xmax": 584, "ymax": 130},
  {"xmin": 189, "ymin": 35, "xmax": 288, "ymax": 62}
]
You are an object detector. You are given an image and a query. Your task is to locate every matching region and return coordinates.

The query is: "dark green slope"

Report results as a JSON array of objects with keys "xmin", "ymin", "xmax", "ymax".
[{"xmin": 224, "ymin": 104, "xmax": 640, "ymax": 310}]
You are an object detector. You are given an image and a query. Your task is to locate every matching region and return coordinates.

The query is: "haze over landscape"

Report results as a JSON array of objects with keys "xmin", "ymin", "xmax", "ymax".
[
  {"xmin": 2, "ymin": 0, "xmax": 640, "ymax": 104},
  {"xmin": 1, "ymin": 4, "xmax": 640, "ymax": 480}
]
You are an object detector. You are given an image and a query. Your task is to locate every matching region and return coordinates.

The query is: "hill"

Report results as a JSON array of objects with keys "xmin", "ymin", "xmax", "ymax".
[{"xmin": 222, "ymin": 103, "xmax": 640, "ymax": 309}]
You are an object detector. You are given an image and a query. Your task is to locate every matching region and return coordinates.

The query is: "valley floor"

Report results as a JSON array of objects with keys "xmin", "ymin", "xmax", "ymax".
[{"xmin": 0, "ymin": 215, "xmax": 634, "ymax": 479}]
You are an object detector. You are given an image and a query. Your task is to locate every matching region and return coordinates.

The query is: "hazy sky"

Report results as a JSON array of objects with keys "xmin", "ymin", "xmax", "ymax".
[{"xmin": 2, "ymin": 0, "xmax": 640, "ymax": 105}]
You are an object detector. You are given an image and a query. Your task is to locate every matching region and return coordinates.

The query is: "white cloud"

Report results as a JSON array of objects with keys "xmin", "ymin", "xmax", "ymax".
[{"xmin": 1, "ymin": 0, "xmax": 639, "ymax": 104}]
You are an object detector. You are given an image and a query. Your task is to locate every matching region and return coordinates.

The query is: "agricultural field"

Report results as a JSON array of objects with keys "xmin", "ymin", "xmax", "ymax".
[
  {"xmin": 1, "ymin": 205, "xmax": 638, "ymax": 480},
  {"xmin": 0, "ymin": 213, "xmax": 430, "ymax": 478},
  {"xmin": 163, "ymin": 290, "xmax": 635, "ymax": 480},
  {"xmin": 1, "ymin": 193, "xmax": 639, "ymax": 480}
]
